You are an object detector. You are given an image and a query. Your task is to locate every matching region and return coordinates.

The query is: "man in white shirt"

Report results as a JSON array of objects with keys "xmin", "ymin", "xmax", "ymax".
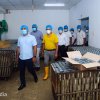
[
  {"xmin": 76, "ymin": 25, "xmax": 86, "ymax": 45},
  {"xmin": 16, "ymin": 25, "xmax": 38, "ymax": 90},
  {"xmin": 57, "ymin": 26, "xmax": 67, "ymax": 58},
  {"xmin": 70, "ymin": 28, "xmax": 76, "ymax": 45},
  {"xmin": 64, "ymin": 25, "xmax": 72, "ymax": 53}
]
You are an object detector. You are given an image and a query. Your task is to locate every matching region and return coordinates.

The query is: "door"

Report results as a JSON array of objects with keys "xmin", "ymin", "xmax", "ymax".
[{"xmin": 81, "ymin": 17, "xmax": 89, "ymax": 46}]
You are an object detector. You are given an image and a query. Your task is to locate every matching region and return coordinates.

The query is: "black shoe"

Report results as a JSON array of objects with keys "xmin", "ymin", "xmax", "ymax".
[
  {"xmin": 34, "ymin": 77, "xmax": 38, "ymax": 83},
  {"xmin": 18, "ymin": 84, "xmax": 26, "ymax": 90}
]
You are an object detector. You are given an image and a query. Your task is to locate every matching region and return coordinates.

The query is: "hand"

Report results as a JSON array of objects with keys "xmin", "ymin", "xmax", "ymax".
[
  {"xmin": 55, "ymin": 53, "xmax": 58, "ymax": 59},
  {"xmin": 16, "ymin": 57, "xmax": 19, "ymax": 63},
  {"xmin": 32, "ymin": 57, "xmax": 37, "ymax": 63},
  {"xmin": 41, "ymin": 52, "xmax": 44, "ymax": 57}
]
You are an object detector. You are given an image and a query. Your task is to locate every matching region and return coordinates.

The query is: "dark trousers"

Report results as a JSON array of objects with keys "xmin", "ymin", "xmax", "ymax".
[
  {"xmin": 18, "ymin": 58, "xmax": 37, "ymax": 85},
  {"xmin": 58, "ymin": 45, "xmax": 67, "ymax": 59}
]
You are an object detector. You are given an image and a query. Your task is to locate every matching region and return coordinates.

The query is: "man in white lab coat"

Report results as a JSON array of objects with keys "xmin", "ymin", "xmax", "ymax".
[
  {"xmin": 70, "ymin": 28, "xmax": 76, "ymax": 45},
  {"xmin": 57, "ymin": 26, "xmax": 67, "ymax": 58},
  {"xmin": 64, "ymin": 25, "xmax": 72, "ymax": 54},
  {"xmin": 76, "ymin": 25, "xmax": 86, "ymax": 46}
]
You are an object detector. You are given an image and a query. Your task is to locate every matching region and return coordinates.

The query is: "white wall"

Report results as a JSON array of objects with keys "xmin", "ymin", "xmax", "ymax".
[
  {"xmin": 69, "ymin": 0, "xmax": 100, "ymax": 48},
  {"xmin": 0, "ymin": 14, "xmax": 3, "ymax": 20},
  {"xmin": 5, "ymin": 10, "xmax": 69, "ymax": 39}
]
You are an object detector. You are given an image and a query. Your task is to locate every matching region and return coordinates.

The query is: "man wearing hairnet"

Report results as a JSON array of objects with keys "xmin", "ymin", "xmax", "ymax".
[
  {"xmin": 70, "ymin": 28, "xmax": 76, "ymax": 45},
  {"xmin": 16, "ymin": 25, "xmax": 38, "ymax": 90},
  {"xmin": 30, "ymin": 24, "xmax": 43, "ymax": 71},
  {"xmin": 64, "ymin": 25, "xmax": 72, "ymax": 53},
  {"xmin": 57, "ymin": 26, "xmax": 67, "ymax": 58},
  {"xmin": 76, "ymin": 25, "xmax": 86, "ymax": 45},
  {"xmin": 42, "ymin": 25, "xmax": 58, "ymax": 80}
]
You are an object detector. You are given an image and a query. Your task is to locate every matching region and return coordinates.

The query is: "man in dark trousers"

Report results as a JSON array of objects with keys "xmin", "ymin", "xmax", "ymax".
[{"xmin": 16, "ymin": 25, "xmax": 38, "ymax": 90}]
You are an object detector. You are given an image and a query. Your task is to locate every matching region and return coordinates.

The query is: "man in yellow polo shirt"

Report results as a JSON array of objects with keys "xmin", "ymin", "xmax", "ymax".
[{"xmin": 42, "ymin": 25, "xmax": 58, "ymax": 80}]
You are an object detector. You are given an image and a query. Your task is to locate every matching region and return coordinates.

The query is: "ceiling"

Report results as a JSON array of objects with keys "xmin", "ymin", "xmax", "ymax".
[{"xmin": 0, "ymin": 0, "xmax": 82, "ymax": 10}]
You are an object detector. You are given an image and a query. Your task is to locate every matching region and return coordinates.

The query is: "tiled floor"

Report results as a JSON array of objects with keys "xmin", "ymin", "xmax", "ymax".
[{"xmin": 0, "ymin": 68, "xmax": 54, "ymax": 100}]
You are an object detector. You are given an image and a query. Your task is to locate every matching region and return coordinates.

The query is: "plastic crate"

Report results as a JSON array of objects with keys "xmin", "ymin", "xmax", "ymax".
[{"xmin": 51, "ymin": 61, "xmax": 100, "ymax": 100}]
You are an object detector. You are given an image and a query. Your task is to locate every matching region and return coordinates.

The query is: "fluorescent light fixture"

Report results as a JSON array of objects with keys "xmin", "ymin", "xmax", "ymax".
[{"xmin": 44, "ymin": 3, "xmax": 65, "ymax": 7}]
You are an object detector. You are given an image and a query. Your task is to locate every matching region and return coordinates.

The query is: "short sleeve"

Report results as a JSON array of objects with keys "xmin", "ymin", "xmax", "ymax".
[
  {"xmin": 32, "ymin": 36, "xmax": 37, "ymax": 46},
  {"xmin": 42, "ymin": 35, "xmax": 45, "ymax": 43},
  {"xmin": 40, "ymin": 32, "xmax": 43, "ymax": 40},
  {"xmin": 54, "ymin": 34, "xmax": 58, "ymax": 43},
  {"xmin": 17, "ymin": 38, "xmax": 20, "ymax": 47}
]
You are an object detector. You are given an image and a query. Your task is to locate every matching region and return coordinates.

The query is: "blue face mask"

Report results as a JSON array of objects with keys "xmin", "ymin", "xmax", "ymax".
[
  {"xmin": 21, "ymin": 30, "xmax": 27, "ymax": 35},
  {"xmin": 32, "ymin": 28, "xmax": 37, "ymax": 32}
]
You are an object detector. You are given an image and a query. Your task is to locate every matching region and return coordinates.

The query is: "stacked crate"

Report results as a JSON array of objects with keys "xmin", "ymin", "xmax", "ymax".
[
  {"xmin": 68, "ymin": 46, "xmax": 100, "ymax": 55},
  {"xmin": 0, "ymin": 42, "xmax": 17, "ymax": 69},
  {"xmin": 51, "ymin": 61, "xmax": 100, "ymax": 100},
  {"xmin": 0, "ymin": 50, "xmax": 14, "ymax": 79}
]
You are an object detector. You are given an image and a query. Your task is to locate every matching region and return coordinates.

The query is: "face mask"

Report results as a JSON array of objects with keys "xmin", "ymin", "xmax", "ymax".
[
  {"xmin": 46, "ymin": 30, "xmax": 51, "ymax": 34},
  {"xmin": 21, "ymin": 30, "xmax": 27, "ymax": 35},
  {"xmin": 64, "ymin": 29, "xmax": 68, "ymax": 32},
  {"xmin": 71, "ymin": 31, "xmax": 74, "ymax": 34},
  {"xmin": 59, "ymin": 30, "xmax": 63, "ymax": 34},
  {"xmin": 86, "ymin": 30, "xmax": 89, "ymax": 33},
  {"xmin": 32, "ymin": 28, "xmax": 37, "ymax": 32},
  {"xmin": 78, "ymin": 29, "xmax": 81, "ymax": 32}
]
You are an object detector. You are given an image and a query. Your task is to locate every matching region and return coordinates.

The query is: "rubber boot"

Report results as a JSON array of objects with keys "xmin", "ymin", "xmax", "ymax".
[{"xmin": 43, "ymin": 67, "xmax": 49, "ymax": 80}]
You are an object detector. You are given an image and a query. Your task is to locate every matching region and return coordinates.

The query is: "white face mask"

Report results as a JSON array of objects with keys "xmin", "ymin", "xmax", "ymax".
[
  {"xmin": 46, "ymin": 30, "xmax": 51, "ymax": 34},
  {"xmin": 86, "ymin": 30, "xmax": 89, "ymax": 33},
  {"xmin": 78, "ymin": 29, "xmax": 81, "ymax": 32},
  {"xmin": 59, "ymin": 30, "xmax": 63, "ymax": 34}
]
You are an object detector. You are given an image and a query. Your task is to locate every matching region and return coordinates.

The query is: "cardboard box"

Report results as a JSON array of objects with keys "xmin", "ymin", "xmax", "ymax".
[{"xmin": 63, "ymin": 51, "xmax": 100, "ymax": 70}]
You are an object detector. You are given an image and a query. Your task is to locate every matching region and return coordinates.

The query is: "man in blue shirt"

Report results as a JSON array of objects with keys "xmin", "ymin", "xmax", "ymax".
[
  {"xmin": 30, "ymin": 24, "xmax": 43, "ymax": 71},
  {"xmin": 16, "ymin": 25, "xmax": 38, "ymax": 90}
]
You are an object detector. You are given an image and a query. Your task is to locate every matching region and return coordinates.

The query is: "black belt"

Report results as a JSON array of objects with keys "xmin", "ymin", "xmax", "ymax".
[
  {"xmin": 45, "ymin": 49, "xmax": 56, "ymax": 51},
  {"xmin": 58, "ymin": 45, "xmax": 65, "ymax": 46}
]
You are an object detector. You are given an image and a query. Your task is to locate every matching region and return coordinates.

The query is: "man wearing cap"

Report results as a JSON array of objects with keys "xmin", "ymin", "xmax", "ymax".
[
  {"xmin": 30, "ymin": 24, "xmax": 43, "ymax": 71},
  {"xmin": 42, "ymin": 25, "xmax": 58, "ymax": 80},
  {"xmin": 16, "ymin": 25, "xmax": 38, "ymax": 90}
]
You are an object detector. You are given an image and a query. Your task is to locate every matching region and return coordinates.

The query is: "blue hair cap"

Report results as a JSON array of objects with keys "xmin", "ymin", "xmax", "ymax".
[
  {"xmin": 64, "ymin": 25, "xmax": 68, "ymax": 29},
  {"xmin": 77, "ymin": 25, "xmax": 81, "ymax": 29},
  {"xmin": 20, "ymin": 25, "xmax": 28, "ymax": 31},
  {"xmin": 70, "ymin": 28, "xmax": 74, "ymax": 32},
  {"xmin": 58, "ymin": 26, "xmax": 63, "ymax": 31},
  {"xmin": 46, "ymin": 25, "xmax": 53, "ymax": 30},
  {"xmin": 32, "ymin": 24, "xmax": 38, "ymax": 28}
]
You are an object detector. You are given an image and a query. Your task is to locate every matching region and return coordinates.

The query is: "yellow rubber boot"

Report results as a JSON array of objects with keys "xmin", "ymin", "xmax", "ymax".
[{"xmin": 43, "ymin": 67, "xmax": 49, "ymax": 80}]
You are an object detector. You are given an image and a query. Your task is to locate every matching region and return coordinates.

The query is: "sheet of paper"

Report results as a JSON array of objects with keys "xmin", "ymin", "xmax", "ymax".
[
  {"xmin": 67, "ymin": 51, "xmax": 82, "ymax": 59},
  {"xmin": 83, "ymin": 52, "xmax": 100, "ymax": 61}
]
